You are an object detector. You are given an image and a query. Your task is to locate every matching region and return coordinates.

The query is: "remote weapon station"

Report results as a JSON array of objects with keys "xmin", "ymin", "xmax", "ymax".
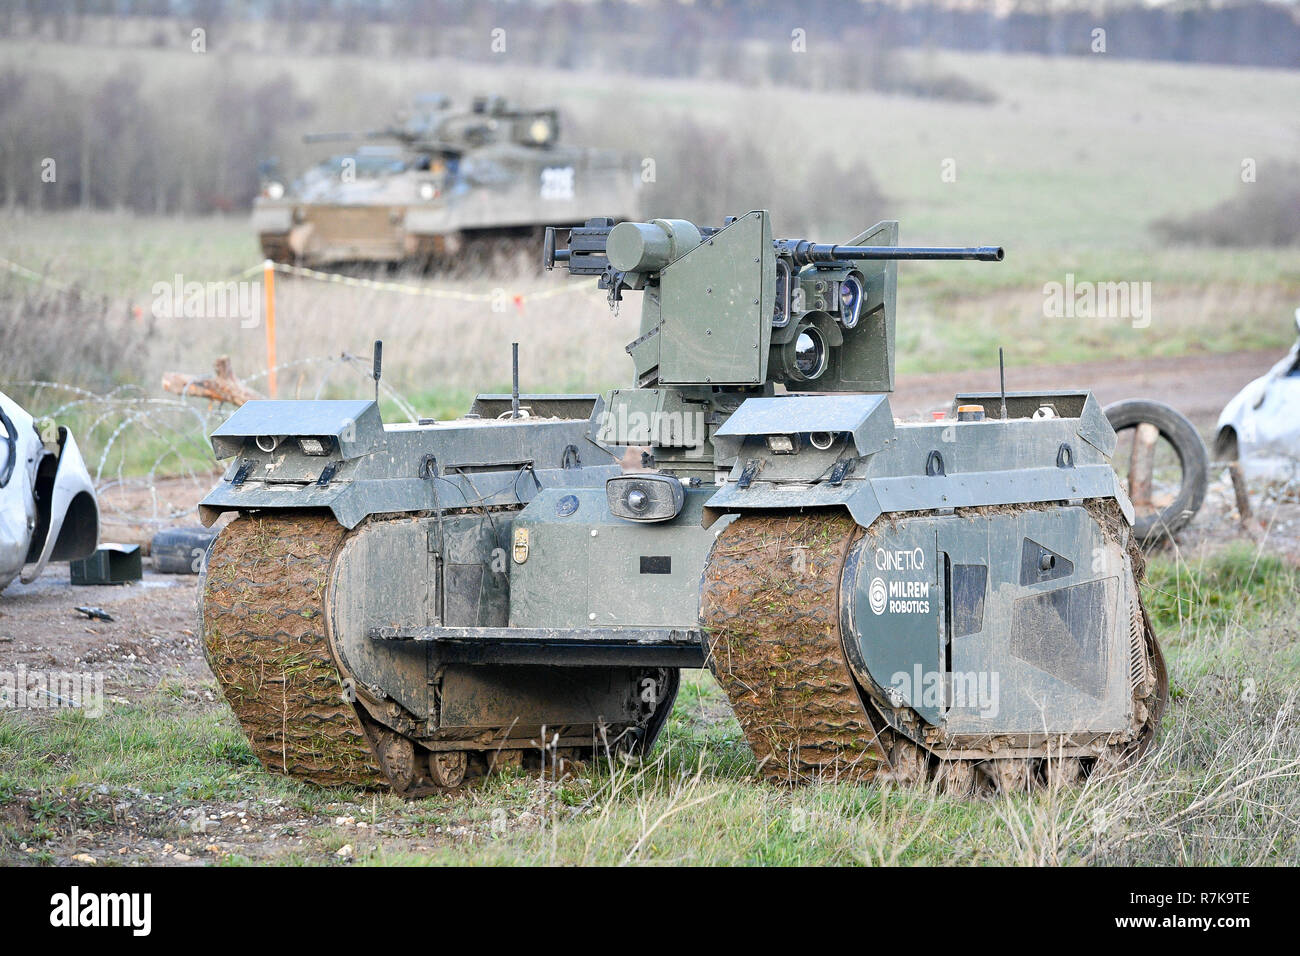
[{"xmin": 199, "ymin": 211, "xmax": 1166, "ymax": 795}]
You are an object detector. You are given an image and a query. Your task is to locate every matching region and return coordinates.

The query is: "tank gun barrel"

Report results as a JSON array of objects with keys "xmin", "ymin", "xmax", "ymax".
[
  {"xmin": 365, "ymin": 127, "xmax": 415, "ymax": 140},
  {"xmin": 301, "ymin": 128, "xmax": 430, "ymax": 145},
  {"xmin": 302, "ymin": 132, "xmax": 361, "ymax": 144}
]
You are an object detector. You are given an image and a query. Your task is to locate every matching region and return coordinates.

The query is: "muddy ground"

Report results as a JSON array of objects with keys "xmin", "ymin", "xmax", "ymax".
[{"xmin": 1, "ymin": 348, "xmax": 1295, "ymax": 865}]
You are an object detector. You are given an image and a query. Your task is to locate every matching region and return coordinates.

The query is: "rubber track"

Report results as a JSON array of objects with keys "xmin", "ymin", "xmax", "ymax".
[
  {"xmin": 702, "ymin": 504, "xmax": 1165, "ymax": 788},
  {"xmin": 201, "ymin": 511, "xmax": 679, "ymax": 794},
  {"xmin": 701, "ymin": 512, "xmax": 887, "ymax": 784},
  {"xmin": 201, "ymin": 514, "xmax": 386, "ymax": 788}
]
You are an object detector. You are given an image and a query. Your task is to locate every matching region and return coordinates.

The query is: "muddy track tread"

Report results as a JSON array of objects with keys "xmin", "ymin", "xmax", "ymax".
[
  {"xmin": 702, "ymin": 512, "xmax": 885, "ymax": 784},
  {"xmin": 702, "ymin": 503, "xmax": 1166, "ymax": 789},
  {"xmin": 201, "ymin": 514, "xmax": 386, "ymax": 788},
  {"xmin": 202, "ymin": 509, "xmax": 679, "ymax": 795}
]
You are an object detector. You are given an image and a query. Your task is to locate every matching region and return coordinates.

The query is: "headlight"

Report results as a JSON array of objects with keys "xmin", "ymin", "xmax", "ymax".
[
  {"xmin": 606, "ymin": 474, "xmax": 685, "ymax": 522},
  {"xmin": 766, "ymin": 435, "xmax": 797, "ymax": 455},
  {"xmin": 528, "ymin": 118, "xmax": 553, "ymax": 144},
  {"xmin": 265, "ymin": 181, "xmax": 285, "ymax": 200},
  {"xmin": 839, "ymin": 274, "xmax": 863, "ymax": 329},
  {"xmin": 419, "ymin": 182, "xmax": 437, "ymax": 201},
  {"xmin": 298, "ymin": 437, "xmax": 332, "ymax": 456}
]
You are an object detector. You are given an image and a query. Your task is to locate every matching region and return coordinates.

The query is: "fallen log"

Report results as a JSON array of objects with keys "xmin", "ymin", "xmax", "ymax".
[{"xmin": 162, "ymin": 356, "xmax": 261, "ymax": 407}]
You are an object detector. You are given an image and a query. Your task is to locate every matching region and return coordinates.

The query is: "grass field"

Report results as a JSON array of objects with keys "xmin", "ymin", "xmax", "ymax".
[{"xmin": 2, "ymin": 544, "xmax": 1297, "ymax": 865}]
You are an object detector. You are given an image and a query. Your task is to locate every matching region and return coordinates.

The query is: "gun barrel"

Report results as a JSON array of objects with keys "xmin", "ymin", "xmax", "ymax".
[
  {"xmin": 546, "ymin": 219, "xmax": 1005, "ymax": 282},
  {"xmin": 780, "ymin": 241, "xmax": 1004, "ymax": 265},
  {"xmin": 302, "ymin": 132, "xmax": 360, "ymax": 144},
  {"xmin": 544, "ymin": 220, "xmax": 618, "ymax": 275}
]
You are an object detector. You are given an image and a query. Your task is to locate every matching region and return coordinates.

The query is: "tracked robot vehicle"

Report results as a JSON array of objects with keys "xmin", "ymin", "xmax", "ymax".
[{"xmin": 199, "ymin": 211, "xmax": 1166, "ymax": 795}]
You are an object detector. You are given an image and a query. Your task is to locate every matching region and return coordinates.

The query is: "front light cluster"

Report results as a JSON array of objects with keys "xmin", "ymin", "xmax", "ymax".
[
  {"xmin": 606, "ymin": 474, "xmax": 685, "ymax": 522},
  {"xmin": 765, "ymin": 432, "xmax": 841, "ymax": 455}
]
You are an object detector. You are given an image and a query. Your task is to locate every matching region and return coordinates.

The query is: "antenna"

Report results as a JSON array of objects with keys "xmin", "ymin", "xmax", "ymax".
[
  {"xmin": 511, "ymin": 342, "xmax": 520, "ymax": 419},
  {"xmin": 373, "ymin": 340, "xmax": 383, "ymax": 404},
  {"xmin": 998, "ymin": 347, "xmax": 1008, "ymax": 421}
]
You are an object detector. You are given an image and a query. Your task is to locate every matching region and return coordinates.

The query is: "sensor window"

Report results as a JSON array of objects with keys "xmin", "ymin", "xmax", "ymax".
[{"xmin": 794, "ymin": 329, "xmax": 828, "ymax": 380}]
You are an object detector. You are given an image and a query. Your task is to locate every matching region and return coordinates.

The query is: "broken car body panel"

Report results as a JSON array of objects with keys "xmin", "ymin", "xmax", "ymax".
[
  {"xmin": 1216, "ymin": 309, "xmax": 1300, "ymax": 482},
  {"xmin": 0, "ymin": 390, "xmax": 99, "ymax": 591}
]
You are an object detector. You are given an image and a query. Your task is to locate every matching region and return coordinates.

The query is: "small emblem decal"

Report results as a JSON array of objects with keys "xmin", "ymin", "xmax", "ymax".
[{"xmin": 868, "ymin": 577, "xmax": 888, "ymax": 615}]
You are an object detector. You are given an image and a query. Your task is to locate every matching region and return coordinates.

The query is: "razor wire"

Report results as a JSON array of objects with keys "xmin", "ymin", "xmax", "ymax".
[
  {"xmin": 2, "ymin": 251, "xmax": 608, "ymax": 532},
  {"xmin": 2, "ymin": 353, "xmax": 425, "ymax": 531},
  {"xmin": 229, "ymin": 351, "xmax": 423, "ymax": 423}
]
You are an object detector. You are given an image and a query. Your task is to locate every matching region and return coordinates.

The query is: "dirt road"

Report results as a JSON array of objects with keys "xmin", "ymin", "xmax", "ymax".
[{"xmin": 892, "ymin": 349, "xmax": 1278, "ymax": 428}]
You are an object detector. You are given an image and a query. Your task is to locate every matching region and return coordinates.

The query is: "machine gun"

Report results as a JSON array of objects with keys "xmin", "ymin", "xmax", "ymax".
[{"xmin": 544, "ymin": 212, "xmax": 1001, "ymax": 394}]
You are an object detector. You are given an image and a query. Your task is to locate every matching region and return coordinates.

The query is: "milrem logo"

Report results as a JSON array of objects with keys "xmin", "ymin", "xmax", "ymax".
[
  {"xmin": 868, "ymin": 577, "xmax": 888, "ymax": 614},
  {"xmin": 885, "ymin": 580, "xmax": 930, "ymax": 614},
  {"xmin": 49, "ymin": 886, "xmax": 151, "ymax": 937},
  {"xmin": 871, "ymin": 547, "xmax": 931, "ymax": 614}
]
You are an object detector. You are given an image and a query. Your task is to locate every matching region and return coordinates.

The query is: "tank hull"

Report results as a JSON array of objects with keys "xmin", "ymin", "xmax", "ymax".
[
  {"xmin": 254, "ymin": 143, "xmax": 640, "ymax": 270},
  {"xmin": 197, "ymin": 387, "xmax": 1166, "ymax": 794}
]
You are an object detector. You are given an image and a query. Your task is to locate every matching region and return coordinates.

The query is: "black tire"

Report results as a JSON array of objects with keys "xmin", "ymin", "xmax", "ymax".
[
  {"xmin": 1104, "ymin": 399, "xmax": 1209, "ymax": 544},
  {"xmin": 151, "ymin": 526, "xmax": 218, "ymax": 574}
]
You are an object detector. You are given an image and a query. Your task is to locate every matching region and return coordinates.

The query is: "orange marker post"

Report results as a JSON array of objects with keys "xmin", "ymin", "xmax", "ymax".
[{"xmin": 263, "ymin": 259, "xmax": 277, "ymax": 398}]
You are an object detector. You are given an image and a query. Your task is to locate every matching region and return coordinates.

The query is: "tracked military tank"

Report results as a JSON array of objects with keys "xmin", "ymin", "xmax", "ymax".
[
  {"xmin": 253, "ymin": 94, "xmax": 640, "ymax": 273},
  {"xmin": 198, "ymin": 212, "xmax": 1167, "ymax": 796}
]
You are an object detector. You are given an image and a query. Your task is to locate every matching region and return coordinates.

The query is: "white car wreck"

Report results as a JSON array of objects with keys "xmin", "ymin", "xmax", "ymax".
[
  {"xmin": 1215, "ymin": 309, "xmax": 1300, "ymax": 482},
  {"xmin": 0, "ymin": 390, "xmax": 99, "ymax": 592}
]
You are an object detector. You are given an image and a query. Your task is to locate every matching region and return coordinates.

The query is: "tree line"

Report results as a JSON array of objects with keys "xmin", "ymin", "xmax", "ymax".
[{"xmin": 6, "ymin": 1, "xmax": 1298, "ymax": 70}]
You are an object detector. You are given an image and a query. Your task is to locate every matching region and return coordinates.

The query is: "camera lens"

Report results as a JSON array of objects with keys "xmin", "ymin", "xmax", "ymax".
[
  {"xmin": 794, "ymin": 328, "xmax": 827, "ymax": 380},
  {"xmin": 840, "ymin": 275, "xmax": 863, "ymax": 329}
]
